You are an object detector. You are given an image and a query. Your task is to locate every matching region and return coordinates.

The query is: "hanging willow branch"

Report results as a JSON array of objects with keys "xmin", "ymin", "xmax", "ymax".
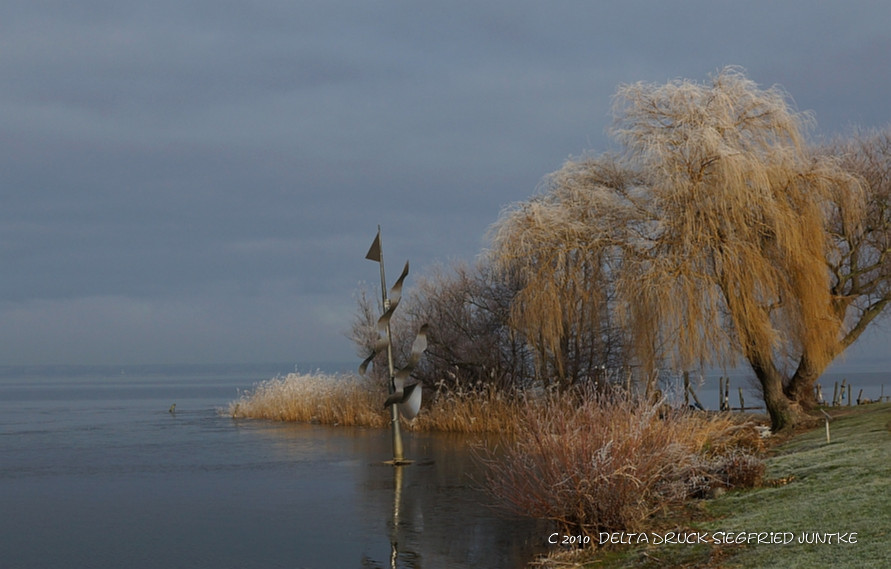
[{"xmin": 489, "ymin": 67, "xmax": 864, "ymax": 398}]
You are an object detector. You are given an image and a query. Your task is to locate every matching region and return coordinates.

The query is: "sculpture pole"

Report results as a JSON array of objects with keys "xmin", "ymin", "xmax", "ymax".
[{"xmin": 366, "ymin": 226, "xmax": 405, "ymax": 463}]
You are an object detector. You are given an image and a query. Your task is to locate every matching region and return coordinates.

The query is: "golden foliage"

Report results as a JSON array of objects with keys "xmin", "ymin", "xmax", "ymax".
[{"xmin": 490, "ymin": 67, "xmax": 863, "ymax": 382}]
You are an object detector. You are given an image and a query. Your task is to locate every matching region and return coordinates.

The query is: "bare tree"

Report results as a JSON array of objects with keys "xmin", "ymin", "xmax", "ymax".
[
  {"xmin": 351, "ymin": 261, "xmax": 538, "ymax": 392},
  {"xmin": 491, "ymin": 67, "xmax": 870, "ymax": 431},
  {"xmin": 785, "ymin": 128, "xmax": 891, "ymax": 404},
  {"xmin": 404, "ymin": 261, "xmax": 534, "ymax": 390}
]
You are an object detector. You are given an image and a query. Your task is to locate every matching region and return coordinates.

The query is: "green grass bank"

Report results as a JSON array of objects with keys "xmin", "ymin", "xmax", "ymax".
[{"xmin": 542, "ymin": 403, "xmax": 890, "ymax": 568}]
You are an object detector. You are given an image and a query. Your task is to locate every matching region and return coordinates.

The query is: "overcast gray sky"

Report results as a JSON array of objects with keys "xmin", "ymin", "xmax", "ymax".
[{"xmin": 2, "ymin": 1, "xmax": 890, "ymax": 368}]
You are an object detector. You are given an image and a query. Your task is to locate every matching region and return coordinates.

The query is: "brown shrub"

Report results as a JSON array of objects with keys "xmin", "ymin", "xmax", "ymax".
[{"xmin": 475, "ymin": 390, "xmax": 764, "ymax": 538}]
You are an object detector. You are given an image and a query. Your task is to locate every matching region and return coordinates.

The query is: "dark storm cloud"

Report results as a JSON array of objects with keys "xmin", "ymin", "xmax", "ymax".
[{"xmin": 2, "ymin": 1, "xmax": 890, "ymax": 365}]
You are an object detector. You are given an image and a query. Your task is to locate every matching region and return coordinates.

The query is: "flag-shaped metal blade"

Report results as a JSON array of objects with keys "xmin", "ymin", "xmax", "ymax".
[{"xmin": 365, "ymin": 231, "xmax": 382, "ymax": 262}]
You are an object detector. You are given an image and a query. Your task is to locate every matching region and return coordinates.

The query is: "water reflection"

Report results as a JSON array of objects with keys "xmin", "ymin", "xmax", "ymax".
[
  {"xmin": 373, "ymin": 462, "xmax": 437, "ymax": 568},
  {"xmin": 385, "ymin": 464, "xmax": 407, "ymax": 569},
  {"xmin": 251, "ymin": 423, "xmax": 549, "ymax": 568},
  {"xmin": 0, "ymin": 368, "xmax": 550, "ymax": 569}
]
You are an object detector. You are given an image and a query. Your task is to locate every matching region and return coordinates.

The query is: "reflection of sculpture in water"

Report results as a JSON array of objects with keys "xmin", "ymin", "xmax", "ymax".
[
  {"xmin": 361, "ymin": 464, "xmax": 422, "ymax": 569},
  {"xmin": 390, "ymin": 465, "xmax": 404, "ymax": 569}
]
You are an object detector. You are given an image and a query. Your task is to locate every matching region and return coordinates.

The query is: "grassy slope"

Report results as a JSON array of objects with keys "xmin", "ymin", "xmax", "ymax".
[
  {"xmin": 701, "ymin": 403, "xmax": 891, "ymax": 568},
  {"xmin": 551, "ymin": 403, "xmax": 891, "ymax": 568}
]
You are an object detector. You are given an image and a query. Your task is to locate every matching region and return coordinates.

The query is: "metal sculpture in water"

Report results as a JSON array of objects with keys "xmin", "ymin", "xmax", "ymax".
[{"xmin": 360, "ymin": 226, "xmax": 428, "ymax": 464}]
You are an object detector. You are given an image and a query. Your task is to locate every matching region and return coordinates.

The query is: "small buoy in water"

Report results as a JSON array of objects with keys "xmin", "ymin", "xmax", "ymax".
[{"xmin": 169, "ymin": 403, "xmax": 176, "ymax": 414}]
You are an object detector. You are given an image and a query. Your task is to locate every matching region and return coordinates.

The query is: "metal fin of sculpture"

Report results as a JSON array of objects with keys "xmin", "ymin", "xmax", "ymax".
[
  {"xmin": 398, "ymin": 383, "xmax": 422, "ymax": 420},
  {"xmin": 385, "ymin": 261, "xmax": 410, "ymax": 314},
  {"xmin": 358, "ymin": 261, "xmax": 411, "ymax": 377},
  {"xmin": 383, "ymin": 324, "xmax": 429, "ymax": 410},
  {"xmin": 384, "ymin": 380, "xmax": 422, "ymax": 419},
  {"xmin": 359, "ymin": 335, "xmax": 389, "ymax": 376},
  {"xmin": 406, "ymin": 324, "xmax": 428, "ymax": 368},
  {"xmin": 365, "ymin": 232, "xmax": 382, "ymax": 262}
]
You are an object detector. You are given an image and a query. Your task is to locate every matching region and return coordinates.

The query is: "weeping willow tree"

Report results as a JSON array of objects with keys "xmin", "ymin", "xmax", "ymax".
[
  {"xmin": 491, "ymin": 67, "xmax": 868, "ymax": 431},
  {"xmin": 486, "ymin": 157, "xmax": 635, "ymax": 387}
]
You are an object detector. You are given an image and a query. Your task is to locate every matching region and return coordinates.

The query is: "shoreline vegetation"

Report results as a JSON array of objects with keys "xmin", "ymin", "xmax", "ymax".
[
  {"xmin": 541, "ymin": 402, "xmax": 891, "ymax": 568},
  {"xmin": 228, "ymin": 372, "xmax": 769, "ymax": 540},
  {"xmin": 227, "ymin": 371, "xmax": 525, "ymax": 434},
  {"xmin": 228, "ymin": 374, "xmax": 889, "ymax": 567}
]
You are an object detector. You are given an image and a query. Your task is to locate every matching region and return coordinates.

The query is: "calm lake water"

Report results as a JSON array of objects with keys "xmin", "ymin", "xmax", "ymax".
[{"xmin": 0, "ymin": 364, "xmax": 548, "ymax": 569}]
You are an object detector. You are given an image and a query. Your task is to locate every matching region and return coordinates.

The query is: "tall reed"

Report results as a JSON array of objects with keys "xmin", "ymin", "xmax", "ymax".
[{"xmin": 411, "ymin": 381, "xmax": 530, "ymax": 435}]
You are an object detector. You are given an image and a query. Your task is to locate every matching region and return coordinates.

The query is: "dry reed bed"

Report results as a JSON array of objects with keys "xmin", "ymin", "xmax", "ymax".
[
  {"xmin": 229, "ymin": 373, "xmax": 765, "ymax": 537},
  {"xmin": 228, "ymin": 372, "xmax": 389, "ymax": 428},
  {"xmin": 227, "ymin": 372, "xmax": 528, "ymax": 433},
  {"xmin": 228, "ymin": 372, "xmax": 762, "ymax": 443}
]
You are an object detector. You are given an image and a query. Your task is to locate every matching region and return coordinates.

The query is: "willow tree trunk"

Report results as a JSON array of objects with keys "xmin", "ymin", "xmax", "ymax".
[
  {"xmin": 752, "ymin": 358, "xmax": 804, "ymax": 432},
  {"xmin": 784, "ymin": 354, "xmax": 824, "ymax": 410}
]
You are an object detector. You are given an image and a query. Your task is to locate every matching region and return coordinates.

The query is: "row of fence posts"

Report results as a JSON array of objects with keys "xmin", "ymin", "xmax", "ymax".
[
  {"xmin": 716, "ymin": 376, "xmax": 763, "ymax": 412},
  {"xmin": 682, "ymin": 371, "xmax": 705, "ymax": 410},
  {"xmin": 713, "ymin": 376, "xmax": 888, "ymax": 412},
  {"xmin": 825, "ymin": 379, "xmax": 889, "ymax": 406}
]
